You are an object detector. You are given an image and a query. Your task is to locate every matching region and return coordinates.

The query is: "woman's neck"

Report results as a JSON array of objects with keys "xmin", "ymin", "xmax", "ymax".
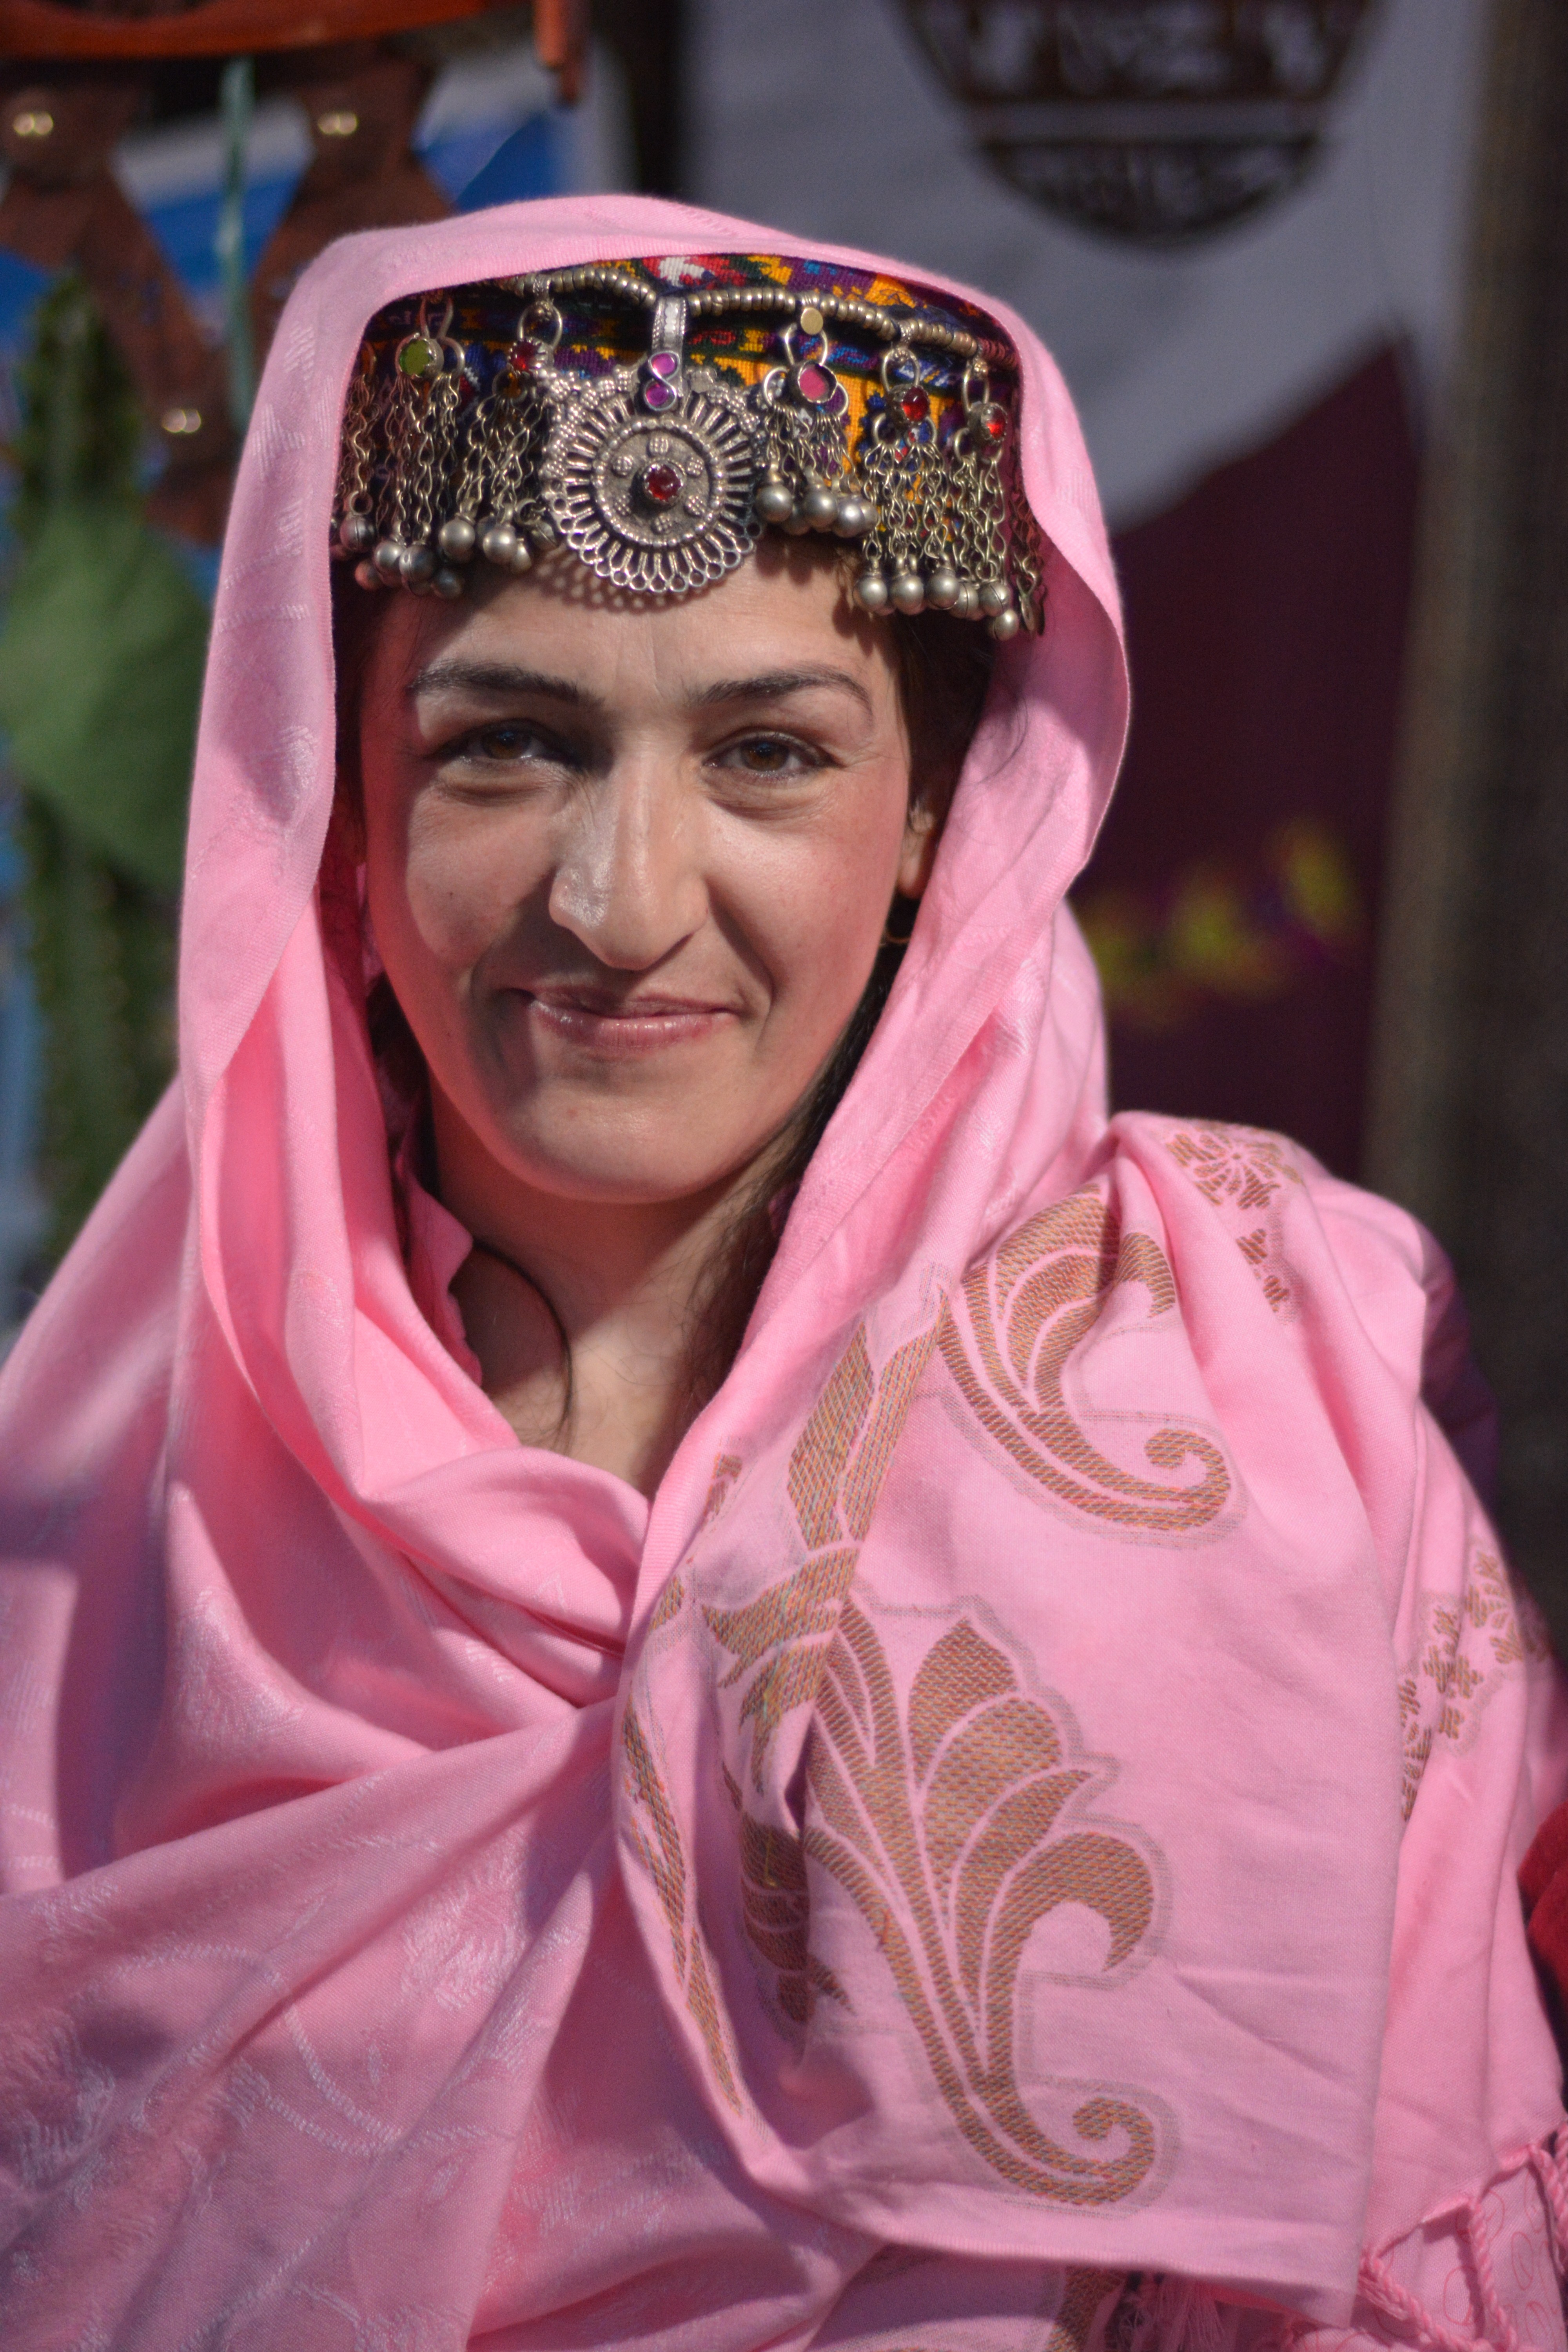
[{"xmin": 432, "ymin": 1093, "xmax": 764, "ymax": 1498}]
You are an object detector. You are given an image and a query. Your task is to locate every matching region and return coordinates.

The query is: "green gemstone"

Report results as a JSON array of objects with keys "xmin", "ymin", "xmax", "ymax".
[{"xmin": 397, "ymin": 335, "xmax": 440, "ymax": 381}]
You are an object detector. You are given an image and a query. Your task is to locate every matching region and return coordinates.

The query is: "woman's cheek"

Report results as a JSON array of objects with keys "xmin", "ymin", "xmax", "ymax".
[
  {"xmin": 402, "ymin": 809, "xmax": 534, "ymax": 973},
  {"xmin": 763, "ymin": 797, "xmax": 904, "ymax": 993},
  {"xmin": 726, "ymin": 780, "xmax": 901, "ymax": 951}
]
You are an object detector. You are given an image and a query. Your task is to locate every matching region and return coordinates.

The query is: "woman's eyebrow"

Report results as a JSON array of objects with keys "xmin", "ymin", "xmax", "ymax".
[
  {"xmin": 689, "ymin": 667, "xmax": 873, "ymax": 717},
  {"xmin": 404, "ymin": 659, "xmax": 873, "ymax": 717},
  {"xmin": 406, "ymin": 659, "xmax": 588, "ymax": 704}
]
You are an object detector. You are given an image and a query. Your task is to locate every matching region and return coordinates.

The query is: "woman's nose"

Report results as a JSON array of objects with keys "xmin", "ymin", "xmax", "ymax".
[{"xmin": 545, "ymin": 762, "xmax": 708, "ymax": 969}]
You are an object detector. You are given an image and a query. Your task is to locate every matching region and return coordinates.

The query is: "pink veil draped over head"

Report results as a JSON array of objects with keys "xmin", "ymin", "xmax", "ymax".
[{"xmin": 1, "ymin": 196, "xmax": 1565, "ymax": 2352}]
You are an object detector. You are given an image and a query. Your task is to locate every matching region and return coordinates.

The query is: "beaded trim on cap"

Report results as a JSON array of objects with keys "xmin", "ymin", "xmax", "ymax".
[{"xmin": 333, "ymin": 252, "xmax": 1047, "ymax": 638}]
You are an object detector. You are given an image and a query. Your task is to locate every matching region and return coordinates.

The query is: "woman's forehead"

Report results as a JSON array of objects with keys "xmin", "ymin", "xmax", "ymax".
[{"xmin": 383, "ymin": 539, "xmax": 901, "ymax": 715}]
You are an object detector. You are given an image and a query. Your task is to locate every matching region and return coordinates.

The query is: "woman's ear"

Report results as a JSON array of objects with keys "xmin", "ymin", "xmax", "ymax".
[{"xmin": 896, "ymin": 799, "xmax": 941, "ymax": 898}]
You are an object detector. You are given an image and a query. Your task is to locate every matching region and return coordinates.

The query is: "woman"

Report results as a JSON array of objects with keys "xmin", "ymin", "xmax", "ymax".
[{"xmin": 0, "ymin": 195, "xmax": 1563, "ymax": 2352}]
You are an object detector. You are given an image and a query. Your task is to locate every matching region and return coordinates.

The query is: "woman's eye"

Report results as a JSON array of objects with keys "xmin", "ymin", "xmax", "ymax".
[
  {"xmin": 717, "ymin": 735, "xmax": 820, "ymax": 777},
  {"xmin": 461, "ymin": 722, "xmax": 552, "ymax": 763}
]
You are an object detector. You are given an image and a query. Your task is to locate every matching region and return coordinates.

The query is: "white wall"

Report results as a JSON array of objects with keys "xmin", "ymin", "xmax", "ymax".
[{"xmin": 679, "ymin": 0, "xmax": 1486, "ymax": 525}]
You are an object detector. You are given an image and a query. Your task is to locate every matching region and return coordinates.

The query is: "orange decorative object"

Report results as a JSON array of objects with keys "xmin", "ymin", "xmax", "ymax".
[
  {"xmin": 0, "ymin": 1, "xmax": 589, "ymax": 544},
  {"xmin": 0, "ymin": 0, "xmax": 503, "ymax": 58},
  {"xmin": 530, "ymin": 0, "xmax": 585, "ymax": 103},
  {"xmin": 0, "ymin": 73, "xmax": 236, "ymax": 538},
  {"xmin": 249, "ymin": 48, "xmax": 449, "ymax": 354}
]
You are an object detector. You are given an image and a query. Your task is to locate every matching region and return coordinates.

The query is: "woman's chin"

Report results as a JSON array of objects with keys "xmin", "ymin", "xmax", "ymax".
[{"xmin": 482, "ymin": 1114, "xmax": 779, "ymax": 1213}]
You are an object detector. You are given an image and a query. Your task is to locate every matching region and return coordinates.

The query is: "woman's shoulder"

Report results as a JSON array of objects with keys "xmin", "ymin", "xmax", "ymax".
[
  {"xmin": 1098, "ymin": 1109, "xmax": 1465, "ymax": 1394},
  {"xmin": 1032, "ymin": 1109, "xmax": 1502, "ymax": 1540}
]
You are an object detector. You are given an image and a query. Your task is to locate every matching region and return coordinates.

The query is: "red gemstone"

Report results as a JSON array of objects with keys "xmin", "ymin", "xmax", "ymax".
[
  {"xmin": 900, "ymin": 387, "xmax": 929, "ymax": 425},
  {"xmin": 982, "ymin": 407, "xmax": 1007, "ymax": 442},
  {"xmin": 643, "ymin": 462, "xmax": 681, "ymax": 503}
]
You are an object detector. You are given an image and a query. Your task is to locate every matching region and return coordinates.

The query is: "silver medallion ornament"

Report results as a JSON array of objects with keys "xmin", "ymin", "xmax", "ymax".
[
  {"xmin": 536, "ymin": 296, "xmax": 760, "ymax": 596},
  {"xmin": 541, "ymin": 355, "xmax": 761, "ymax": 595}
]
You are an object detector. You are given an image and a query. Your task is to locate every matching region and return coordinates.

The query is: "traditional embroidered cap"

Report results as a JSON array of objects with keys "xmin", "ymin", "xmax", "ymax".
[{"xmin": 333, "ymin": 250, "xmax": 1047, "ymax": 638}]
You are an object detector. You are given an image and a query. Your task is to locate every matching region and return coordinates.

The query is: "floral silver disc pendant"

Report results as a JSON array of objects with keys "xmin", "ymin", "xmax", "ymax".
[{"xmin": 540, "ymin": 365, "xmax": 762, "ymax": 595}]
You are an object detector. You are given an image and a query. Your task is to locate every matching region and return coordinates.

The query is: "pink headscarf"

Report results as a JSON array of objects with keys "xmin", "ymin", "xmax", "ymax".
[{"xmin": 1, "ymin": 196, "xmax": 1564, "ymax": 2352}]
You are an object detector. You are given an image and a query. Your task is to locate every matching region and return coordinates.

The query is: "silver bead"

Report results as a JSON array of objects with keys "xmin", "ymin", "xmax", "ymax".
[
  {"xmin": 926, "ymin": 566, "xmax": 960, "ymax": 609},
  {"xmin": 890, "ymin": 568, "xmax": 925, "ymax": 615},
  {"xmin": 978, "ymin": 578, "xmax": 1012, "ymax": 617},
  {"xmin": 438, "ymin": 515, "xmax": 477, "ymax": 562},
  {"xmin": 432, "ymin": 567, "xmax": 465, "ymax": 601},
  {"xmin": 338, "ymin": 512, "xmax": 375, "ymax": 554},
  {"xmin": 782, "ymin": 504, "xmax": 814, "ymax": 535},
  {"xmin": 754, "ymin": 478, "xmax": 795, "ymax": 524},
  {"xmin": 353, "ymin": 560, "xmax": 381, "ymax": 592},
  {"xmin": 800, "ymin": 484, "xmax": 840, "ymax": 529},
  {"xmin": 532, "ymin": 515, "xmax": 559, "ymax": 546},
  {"xmin": 480, "ymin": 521, "xmax": 518, "ymax": 566},
  {"xmin": 507, "ymin": 537, "xmax": 535, "ymax": 573},
  {"xmin": 953, "ymin": 583, "xmax": 981, "ymax": 620},
  {"xmin": 988, "ymin": 607, "xmax": 1021, "ymax": 642},
  {"xmin": 853, "ymin": 569, "xmax": 890, "ymax": 614},
  {"xmin": 399, "ymin": 542, "xmax": 437, "ymax": 586},
  {"xmin": 832, "ymin": 497, "xmax": 869, "ymax": 537},
  {"xmin": 373, "ymin": 537, "xmax": 405, "ymax": 578}
]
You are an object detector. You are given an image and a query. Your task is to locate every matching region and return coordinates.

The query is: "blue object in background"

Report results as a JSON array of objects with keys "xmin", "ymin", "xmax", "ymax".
[
  {"xmin": 456, "ymin": 111, "xmax": 567, "ymax": 210},
  {"xmin": 149, "ymin": 171, "xmax": 300, "ymax": 317},
  {"xmin": 0, "ymin": 250, "xmax": 50, "ymax": 414}
]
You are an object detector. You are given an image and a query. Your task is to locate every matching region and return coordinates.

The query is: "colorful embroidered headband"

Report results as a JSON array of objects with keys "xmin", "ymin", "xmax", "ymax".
[{"xmin": 333, "ymin": 252, "xmax": 1046, "ymax": 639}]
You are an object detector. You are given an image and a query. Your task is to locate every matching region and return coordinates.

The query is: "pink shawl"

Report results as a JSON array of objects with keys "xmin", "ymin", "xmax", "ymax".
[{"xmin": 2, "ymin": 196, "xmax": 1565, "ymax": 2352}]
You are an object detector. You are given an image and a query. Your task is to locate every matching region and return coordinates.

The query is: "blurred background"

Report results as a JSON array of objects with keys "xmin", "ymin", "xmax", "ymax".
[{"xmin": 0, "ymin": 0, "xmax": 1564, "ymax": 1628}]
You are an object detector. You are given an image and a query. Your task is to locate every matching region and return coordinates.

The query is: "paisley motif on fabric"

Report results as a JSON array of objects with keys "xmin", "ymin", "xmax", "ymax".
[
  {"xmin": 706, "ymin": 1320, "xmax": 938, "ymax": 1790},
  {"xmin": 1162, "ymin": 1122, "xmax": 1302, "ymax": 1313},
  {"xmin": 936, "ymin": 1189, "xmax": 1231, "ymax": 1534},
  {"xmin": 622, "ymin": 1577, "xmax": 745, "ymax": 2113},
  {"xmin": 715, "ymin": 1595, "xmax": 1162, "ymax": 2206},
  {"xmin": 701, "ymin": 1451, "xmax": 744, "ymax": 1527},
  {"xmin": 1397, "ymin": 1543, "xmax": 1552, "ymax": 1822},
  {"xmin": 697, "ymin": 1311, "xmax": 1167, "ymax": 2209},
  {"xmin": 1049, "ymin": 2267, "xmax": 1128, "ymax": 2352}
]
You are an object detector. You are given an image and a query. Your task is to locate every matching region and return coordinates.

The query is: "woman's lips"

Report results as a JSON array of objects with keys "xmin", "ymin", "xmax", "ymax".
[{"xmin": 520, "ymin": 988, "xmax": 737, "ymax": 1058}]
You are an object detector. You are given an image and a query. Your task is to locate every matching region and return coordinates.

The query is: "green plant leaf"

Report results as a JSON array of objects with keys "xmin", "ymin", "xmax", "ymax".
[{"xmin": 0, "ymin": 499, "xmax": 207, "ymax": 897}]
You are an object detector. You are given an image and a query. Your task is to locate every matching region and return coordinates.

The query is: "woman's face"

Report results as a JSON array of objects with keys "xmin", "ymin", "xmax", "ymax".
[{"xmin": 354, "ymin": 544, "xmax": 935, "ymax": 1210}]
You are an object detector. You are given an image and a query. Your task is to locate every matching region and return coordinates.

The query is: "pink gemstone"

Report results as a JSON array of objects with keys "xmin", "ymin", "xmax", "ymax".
[
  {"xmin": 647, "ymin": 350, "xmax": 679, "ymax": 379},
  {"xmin": 796, "ymin": 363, "xmax": 833, "ymax": 406},
  {"xmin": 643, "ymin": 462, "xmax": 681, "ymax": 503},
  {"xmin": 642, "ymin": 379, "xmax": 677, "ymax": 410}
]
